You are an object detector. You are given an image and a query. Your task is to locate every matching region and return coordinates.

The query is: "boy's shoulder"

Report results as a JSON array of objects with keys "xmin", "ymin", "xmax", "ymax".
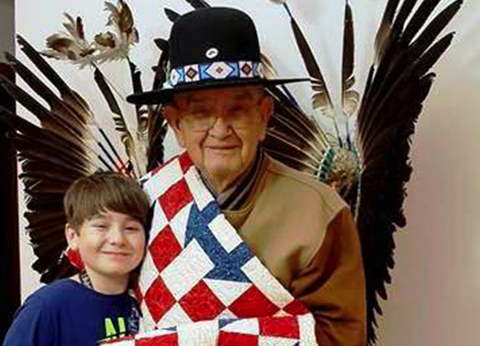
[
  {"xmin": 3, "ymin": 279, "xmax": 87, "ymax": 346},
  {"xmin": 25, "ymin": 278, "xmax": 85, "ymax": 309}
]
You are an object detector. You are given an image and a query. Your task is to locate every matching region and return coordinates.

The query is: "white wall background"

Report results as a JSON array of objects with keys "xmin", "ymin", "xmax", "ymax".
[
  {"xmin": 0, "ymin": 0, "xmax": 14, "ymax": 58},
  {"xmin": 15, "ymin": 1, "xmax": 480, "ymax": 345}
]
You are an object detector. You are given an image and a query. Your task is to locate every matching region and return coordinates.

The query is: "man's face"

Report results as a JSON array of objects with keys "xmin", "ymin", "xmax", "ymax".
[{"xmin": 165, "ymin": 86, "xmax": 273, "ymax": 191}]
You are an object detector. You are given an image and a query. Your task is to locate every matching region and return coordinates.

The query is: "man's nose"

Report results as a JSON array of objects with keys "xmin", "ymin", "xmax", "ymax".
[{"xmin": 208, "ymin": 116, "xmax": 233, "ymax": 138}]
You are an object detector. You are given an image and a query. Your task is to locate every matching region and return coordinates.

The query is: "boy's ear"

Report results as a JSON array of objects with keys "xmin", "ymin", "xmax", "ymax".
[{"xmin": 65, "ymin": 224, "xmax": 79, "ymax": 249}]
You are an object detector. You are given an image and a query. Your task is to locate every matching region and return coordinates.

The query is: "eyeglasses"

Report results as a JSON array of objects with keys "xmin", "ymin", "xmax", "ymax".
[{"xmin": 177, "ymin": 98, "xmax": 265, "ymax": 132}]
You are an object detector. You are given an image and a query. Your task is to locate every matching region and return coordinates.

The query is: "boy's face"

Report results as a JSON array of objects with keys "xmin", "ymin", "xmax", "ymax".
[{"xmin": 66, "ymin": 211, "xmax": 146, "ymax": 283}]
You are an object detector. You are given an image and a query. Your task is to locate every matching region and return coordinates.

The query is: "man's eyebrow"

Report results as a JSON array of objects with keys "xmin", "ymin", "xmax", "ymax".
[
  {"xmin": 187, "ymin": 97, "xmax": 209, "ymax": 106},
  {"xmin": 180, "ymin": 95, "xmax": 209, "ymax": 108},
  {"xmin": 178, "ymin": 88, "xmax": 263, "ymax": 107},
  {"xmin": 231, "ymin": 88, "xmax": 265, "ymax": 103},
  {"xmin": 232, "ymin": 91, "xmax": 255, "ymax": 102}
]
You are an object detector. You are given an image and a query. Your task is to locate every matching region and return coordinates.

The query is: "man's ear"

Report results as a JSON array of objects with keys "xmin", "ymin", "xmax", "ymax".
[
  {"xmin": 258, "ymin": 94, "xmax": 274, "ymax": 141},
  {"xmin": 163, "ymin": 105, "xmax": 186, "ymax": 148},
  {"xmin": 65, "ymin": 224, "xmax": 79, "ymax": 249}
]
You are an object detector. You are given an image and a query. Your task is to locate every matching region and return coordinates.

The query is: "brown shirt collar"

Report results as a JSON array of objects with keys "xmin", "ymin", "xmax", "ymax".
[{"xmin": 200, "ymin": 149, "xmax": 265, "ymax": 210}]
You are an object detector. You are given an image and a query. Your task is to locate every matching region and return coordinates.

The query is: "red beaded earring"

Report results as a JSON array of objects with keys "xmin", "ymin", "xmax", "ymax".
[{"xmin": 65, "ymin": 247, "xmax": 85, "ymax": 271}]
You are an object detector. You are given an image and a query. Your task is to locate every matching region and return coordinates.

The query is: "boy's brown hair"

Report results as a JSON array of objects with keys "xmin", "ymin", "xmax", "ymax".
[{"xmin": 64, "ymin": 172, "xmax": 150, "ymax": 231}]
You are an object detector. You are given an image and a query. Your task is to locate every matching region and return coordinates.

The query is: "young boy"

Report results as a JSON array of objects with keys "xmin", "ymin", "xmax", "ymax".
[{"xmin": 3, "ymin": 172, "xmax": 150, "ymax": 346}]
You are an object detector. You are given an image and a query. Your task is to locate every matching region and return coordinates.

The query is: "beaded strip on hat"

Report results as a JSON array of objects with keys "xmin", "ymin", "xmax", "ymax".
[{"xmin": 169, "ymin": 61, "xmax": 262, "ymax": 87}]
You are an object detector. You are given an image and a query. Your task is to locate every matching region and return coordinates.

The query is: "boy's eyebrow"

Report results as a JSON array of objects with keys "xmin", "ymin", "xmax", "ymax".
[
  {"xmin": 87, "ymin": 213, "xmax": 108, "ymax": 221},
  {"xmin": 125, "ymin": 215, "xmax": 142, "ymax": 223}
]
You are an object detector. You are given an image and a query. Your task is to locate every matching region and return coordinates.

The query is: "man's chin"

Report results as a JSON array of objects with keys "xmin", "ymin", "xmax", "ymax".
[
  {"xmin": 203, "ymin": 163, "xmax": 244, "ymax": 189},
  {"xmin": 204, "ymin": 155, "xmax": 241, "ymax": 174},
  {"xmin": 205, "ymin": 147, "xmax": 239, "ymax": 158}
]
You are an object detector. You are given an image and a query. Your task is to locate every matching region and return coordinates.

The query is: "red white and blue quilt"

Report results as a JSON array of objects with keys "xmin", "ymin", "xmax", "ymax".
[{"xmin": 105, "ymin": 152, "xmax": 318, "ymax": 346}]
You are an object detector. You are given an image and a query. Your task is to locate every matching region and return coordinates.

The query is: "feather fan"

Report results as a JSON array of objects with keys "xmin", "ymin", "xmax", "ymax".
[
  {"xmin": 1, "ymin": 1, "xmax": 151, "ymax": 282},
  {"xmin": 263, "ymin": 0, "xmax": 462, "ymax": 344},
  {"xmin": 0, "ymin": 42, "xmax": 100, "ymax": 281}
]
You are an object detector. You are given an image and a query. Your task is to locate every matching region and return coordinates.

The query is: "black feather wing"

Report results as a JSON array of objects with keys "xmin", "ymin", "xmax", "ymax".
[
  {"xmin": 356, "ymin": 0, "xmax": 462, "ymax": 343},
  {"xmin": 147, "ymin": 38, "xmax": 170, "ymax": 171},
  {"xmin": 264, "ymin": 86, "xmax": 329, "ymax": 177},
  {"xmin": 0, "ymin": 36, "xmax": 124, "ymax": 282}
]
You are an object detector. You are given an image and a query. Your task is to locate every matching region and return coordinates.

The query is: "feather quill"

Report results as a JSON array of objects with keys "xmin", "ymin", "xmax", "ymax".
[
  {"xmin": 264, "ymin": 86, "xmax": 330, "ymax": 180},
  {"xmin": 184, "ymin": 0, "xmax": 211, "ymax": 9},
  {"xmin": 147, "ymin": 106, "xmax": 168, "ymax": 171},
  {"xmin": 128, "ymin": 59, "xmax": 148, "ymax": 138},
  {"xmin": 285, "ymin": 7, "xmax": 334, "ymax": 116},
  {"xmin": 94, "ymin": 67, "xmax": 148, "ymax": 176},
  {"xmin": 147, "ymin": 38, "xmax": 170, "ymax": 170},
  {"xmin": 402, "ymin": 0, "xmax": 442, "ymax": 44},
  {"xmin": 409, "ymin": 0, "xmax": 462, "ymax": 60},
  {"xmin": 390, "ymin": 0, "xmax": 419, "ymax": 37},
  {"xmin": 374, "ymin": 0, "xmax": 401, "ymax": 65},
  {"xmin": 152, "ymin": 38, "xmax": 169, "ymax": 90},
  {"xmin": 260, "ymin": 53, "xmax": 278, "ymax": 79},
  {"xmin": 342, "ymin": 1, "xmax": 359, "ymax": 118}
]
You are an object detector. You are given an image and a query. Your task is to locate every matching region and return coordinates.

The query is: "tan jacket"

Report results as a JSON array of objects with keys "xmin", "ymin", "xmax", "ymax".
[{"xmin": 223, "ymin": 155, "xmax": 366, "ymax": 346}]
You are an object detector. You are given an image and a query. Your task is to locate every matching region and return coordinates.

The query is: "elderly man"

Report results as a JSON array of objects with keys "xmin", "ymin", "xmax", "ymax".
[{"xmin": 125, "ymin": 7, "xmax": 365, "ymax": 346}]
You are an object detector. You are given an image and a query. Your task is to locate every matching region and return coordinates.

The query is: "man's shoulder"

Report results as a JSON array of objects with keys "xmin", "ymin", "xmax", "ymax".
[{"xmin": 263, "ymin": 155, "xmax": 347, "ymax": 214}]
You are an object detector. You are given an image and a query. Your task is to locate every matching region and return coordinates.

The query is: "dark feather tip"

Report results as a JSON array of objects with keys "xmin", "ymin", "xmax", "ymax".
[
  {"xmin": 164, "ymin": 8, "xmax": 181, "ymax": 22},
  {"xmin": 154, "ymin": 38, "xmax": 168, "ymax": 51}
]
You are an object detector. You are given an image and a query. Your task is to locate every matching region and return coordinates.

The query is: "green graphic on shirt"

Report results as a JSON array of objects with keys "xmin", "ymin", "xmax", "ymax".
[{"xmin": 104, "ymin": 317, "xmax": 127, "ymax": 341}]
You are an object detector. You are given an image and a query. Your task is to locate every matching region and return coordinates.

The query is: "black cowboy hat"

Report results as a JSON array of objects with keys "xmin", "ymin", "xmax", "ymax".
[{"xmin": 127, "ymin": 7, "xmax": 307, "ymax": 105}]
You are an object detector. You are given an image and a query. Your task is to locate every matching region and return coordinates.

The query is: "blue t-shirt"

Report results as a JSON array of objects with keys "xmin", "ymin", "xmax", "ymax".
[{"xmin": 3, "ymin": 279, "xmax": 139, "ymax": 346}]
